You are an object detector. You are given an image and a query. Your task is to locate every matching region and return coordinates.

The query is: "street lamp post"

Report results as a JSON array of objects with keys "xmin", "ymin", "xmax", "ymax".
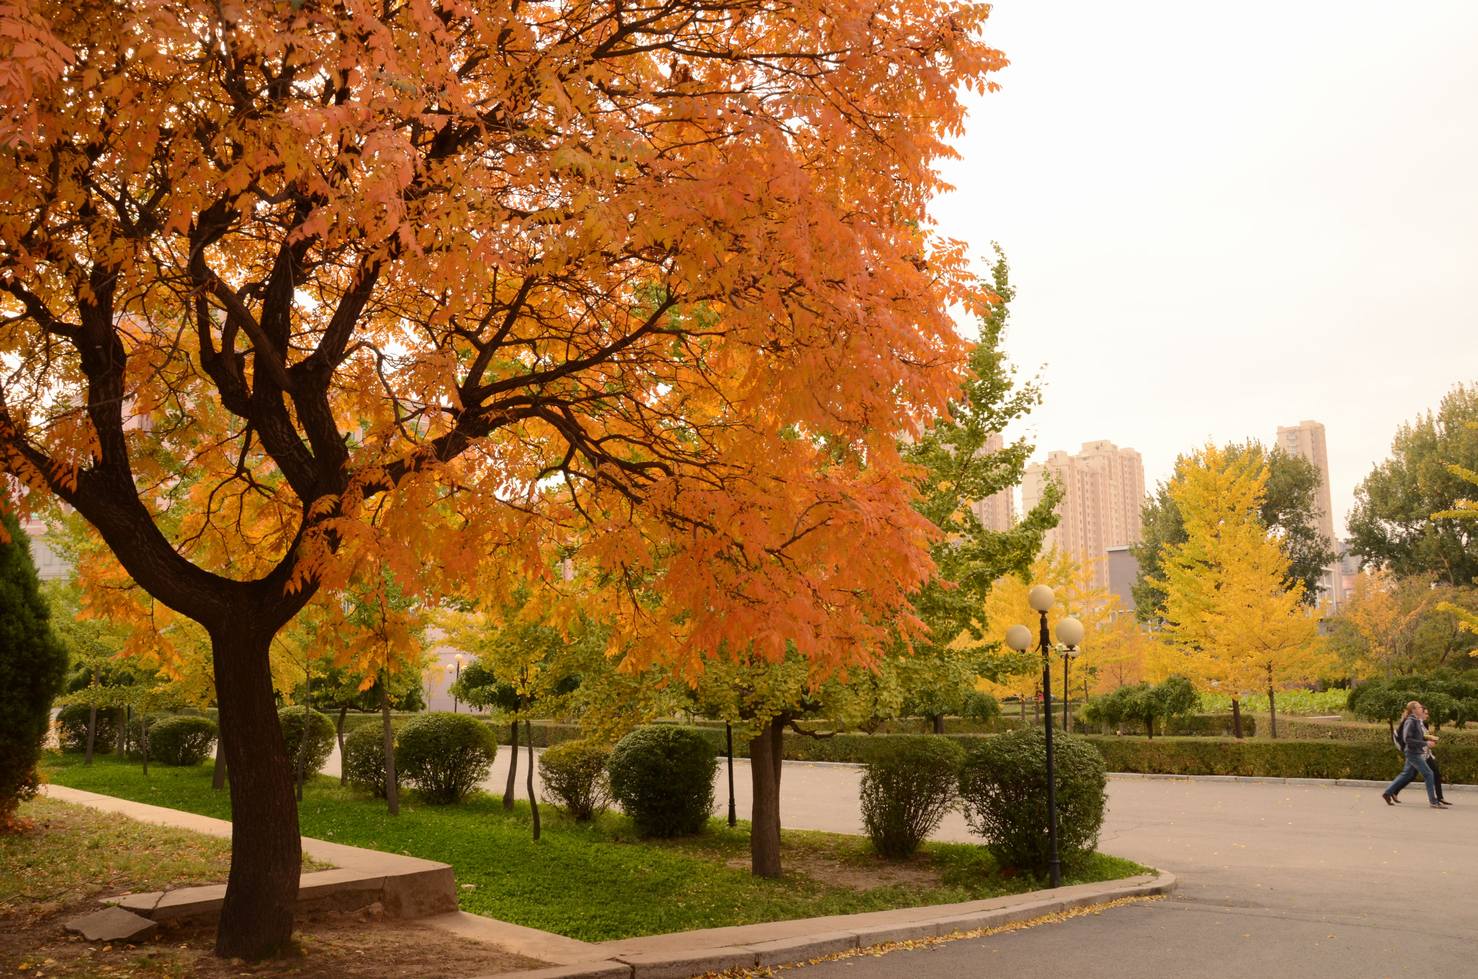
[
  {"xmin": 453, "ymin": 653, "xmax": 463, "ymax": 713},
  {"xmin": 1005, "ymin": 587, "xmax": 1084, "ymax": 890},
  {"xmin": 1058, "ymin": 630, "xmax": 1083, "ymax": 732}
]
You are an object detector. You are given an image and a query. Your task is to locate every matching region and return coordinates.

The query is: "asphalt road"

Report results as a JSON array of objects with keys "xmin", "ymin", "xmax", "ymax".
[{"xmin": 323, "ymin": 746, "xmax": 1478, "ymax": 977}]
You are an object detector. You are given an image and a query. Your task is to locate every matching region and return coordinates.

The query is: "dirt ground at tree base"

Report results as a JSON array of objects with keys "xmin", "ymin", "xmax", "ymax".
[{"xmin": 2, "ymin": 902, "xmax": 548, "ymax": 979}]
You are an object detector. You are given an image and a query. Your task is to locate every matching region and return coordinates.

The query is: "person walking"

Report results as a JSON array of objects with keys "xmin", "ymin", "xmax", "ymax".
[
  {"xmin": 1383, "ymin": 701, "xmax": 1444, "ymax": 809},
  {"xmin": 1390, "ymin": 704, "xmax": 1453, "ymax": 807}
]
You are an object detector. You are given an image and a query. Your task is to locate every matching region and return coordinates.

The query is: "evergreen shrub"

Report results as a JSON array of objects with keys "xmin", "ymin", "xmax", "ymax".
[
  {"xmin": 608, "ymin": 726, "xmax": 716, "ymax": 837},
  {"xmin": 538, "ymin": 739, "xmax": 612, "ymax": 821},
  {"xmin": 278, "ymin": 706, "xmax": 336, "ymax": 775},
  {"xmin": 147, "ymin": 715, "xmax": 218, "ymax": 766},
  {"xmin": 0, "ymin": 512, "xmax": 69, "ymax": 828},
  {"xmin": 397, "ymin": 712, "xmax": 497, "ymax": 804},
  {"xmin": 343, "ymin": 720, "xmax": 400, "ymax": 797},
  {"xmin": 959, "ymin": 729, "xmax": 1106, "ymax": 875},
  {"xmin": 859, "ymin": 735, "xmax": 965, "ymax": 858},
  {"xmin": 55, "ymin": 703, "xmax": 122, "ymax": 754}
]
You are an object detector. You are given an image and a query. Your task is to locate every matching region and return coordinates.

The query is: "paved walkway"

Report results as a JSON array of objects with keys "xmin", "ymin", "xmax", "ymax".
[{"xmin": 322, "ymin": 746, "xmax": 1478, "ymax": 976}]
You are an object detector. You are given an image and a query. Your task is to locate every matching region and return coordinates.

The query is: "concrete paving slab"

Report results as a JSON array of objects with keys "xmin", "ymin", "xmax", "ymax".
[
  {"xmin": 747, "ymin": 931, "xmax": 859, "ymax": 966},
  {"xmin": 615, "ymin": 948, "xmax": 758, "ymax": 979},
  {"xmin": 473, "ymin": 962, "xmax": 633, "ymax": 979},
  {"xmin": 422, "ymin": 910, "xmax": 607, "ymax": 965},
  {"xmin": 63, "ymin": 906, "xmax": 159, "ymax": 942}
]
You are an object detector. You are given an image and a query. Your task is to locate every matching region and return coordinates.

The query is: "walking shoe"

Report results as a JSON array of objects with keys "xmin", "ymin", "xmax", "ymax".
[
  {"xmin": 1430, "ymin": 803, "xmax": 1446, "ymax": 809},
  {"xmin": 1382, "ymin": 793, "xmax": 1397, "ymax": 805}
]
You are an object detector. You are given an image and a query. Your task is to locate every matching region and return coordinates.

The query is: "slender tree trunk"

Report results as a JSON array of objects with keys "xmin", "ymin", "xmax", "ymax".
[
  {"xmin": 336, "ymin": 708, "xmax": 348, "ymax": 786},
  {"xmin": 211, "ymin": 627, "xmax": 301, "ymax": 960},
  {"xmin": 84, "ymin": 705, "xmax": 97, "ymax": 766},
  {"xmin": 1268, "ymin": 682, "xmax": 1279, "ymax": 740},
  {"xmin": 1231, "ymin": 698, "xmax": 1244, "ymax": 739},
  {"xmin": 525, "ymin": 720, "xmax": 539, "ymax": 841},
  {"xmin": 748, "ymin": 715, "xmax": 785, "ymax": 878},
  {"xmin": 1145, "ymin": 714, "xmax": 1154, "ymax": 739},
  {"xmin": 382, "ymin": 684, "xmax": 399, "ymax": 817},
  {"xmin": 930, "ymin": 713, "xmax": 945, "ymax": 735},
  {"xmin": 122, "ymin": 705, "xmax": 131, "ymax": 756},
  {"xmin": 503, "ymin": 720, "xmax": 519, "ymax": 809},
  {"xmin": 212, "ymin": 746, "xmax": 228, "ymax": 790},
  {"xmin": 141, "ymin": 715, "xmax": 150, "ymax": 776}
]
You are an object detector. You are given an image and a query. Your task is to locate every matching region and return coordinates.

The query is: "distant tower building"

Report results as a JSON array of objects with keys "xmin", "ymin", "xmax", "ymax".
[
  {"xmin": 1275, "ymin": 420, "xmax": 1342, "ymax": 608},
  {"xmin": 968, "ymin": 433, "xmax": 1016, "ymax": 533},
  {"xmin": 1022, "ymin": 440, "xmax": 1145, "ymax": 591}
]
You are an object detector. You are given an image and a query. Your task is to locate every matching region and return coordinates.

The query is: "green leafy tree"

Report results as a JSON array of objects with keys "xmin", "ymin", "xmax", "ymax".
[
  {"xmin": 889, "ymin": 249, "xmax": 1061, "ymax": 731},
  {"xmin": 1349, "ymin": 384, "xmax": 1478, "ymax": 586},
  {"xmin": 0, "ymin": 510, "xmax": 69, "ymax": 829},
  {"xmin": 1133, "ymin": 442, "xmax": 1335, "ymax": 621}
]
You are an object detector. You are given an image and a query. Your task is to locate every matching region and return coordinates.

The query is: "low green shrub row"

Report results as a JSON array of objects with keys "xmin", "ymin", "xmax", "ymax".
[
  {"xmin": 1264, "ymin": 715, "xmax": 1478, "ymax": 746},
  {"xmin": 1081, "ymin": 735, "xmax": 1478, "ymax": 783},
  {"xmin": 1072, "ymin": 712, "xmax": 1258, "ymax": 738}
]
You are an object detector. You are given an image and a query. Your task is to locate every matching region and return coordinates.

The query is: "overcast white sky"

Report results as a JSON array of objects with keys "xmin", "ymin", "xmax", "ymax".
[{"xmin": 933, "ymin": 1, "xmax": 1478, "ymax": 538}]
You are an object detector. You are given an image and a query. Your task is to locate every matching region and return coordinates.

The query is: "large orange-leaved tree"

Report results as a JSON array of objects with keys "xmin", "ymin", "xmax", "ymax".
[{"xmin": 0, "ymin": 0, "xmax": 1004, "ymax": 958}]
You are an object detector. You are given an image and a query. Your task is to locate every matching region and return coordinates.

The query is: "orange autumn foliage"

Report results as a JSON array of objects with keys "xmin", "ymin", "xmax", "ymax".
[{"xmin": 0, "ymin": 0, "xmax": 1007, "ymax": 955}]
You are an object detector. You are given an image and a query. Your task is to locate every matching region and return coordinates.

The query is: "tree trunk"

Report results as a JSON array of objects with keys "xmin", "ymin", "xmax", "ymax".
[
  {"xmin": 1268, "ymin": 686, "xmax": 1279, "ymax": 739},
  {"xmin": 526, "ymin": 720, "xmax": 539, "ymax": 841},
  {"xmin": 84, "ymin": 705, "xmax": 97, "ymax": 766},
  {"xmin": 1231, "ymin": 698, "xmax": 1243, "ymax": 739},
  {"xmin": 748, "ymin": 715, "xmax": 785, "ymax": 878},
  {"xmin": 930, "ymin": 713, "xmax": 945, "ymax": 735},
  {"xmin": 141, "ymin": 714, "xmax": 150, "ymax": 776},
  {"xmin": 212, "ymin": 747, "xmax": 228, "ymax": 790},
  {"xmin": 382, "ymin": 684, "xmax": 400, "ymax": 817},
  {"xmin": 503, "ymin": 720, "xmax": 519, "ymax": 809},
  {"xmin": 211, "ymin": 627, "xmax": 301, "ymax": 960},
  {"xmin": 336, "ymin": 708, "xmax": 349, "ymax": 786},
  {"xmin": 1145, "ymin": 715, "xmax": 1154, "ymax": 739}
]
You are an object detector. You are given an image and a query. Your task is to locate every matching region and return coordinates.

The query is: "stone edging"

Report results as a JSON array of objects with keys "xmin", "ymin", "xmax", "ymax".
[
  {"xmin": 447, "ymin": 871, "xmax": 1176, "ymax": 979},
  {"xmin": 40, "ymin": 785, "xmax": 457, "ymax": 921}
]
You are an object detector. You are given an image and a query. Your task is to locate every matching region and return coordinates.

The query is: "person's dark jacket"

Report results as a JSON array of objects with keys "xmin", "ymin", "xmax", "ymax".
[{"xmin": 1396, "ymin": 715, "xmax": 1429, "ymax": 754}]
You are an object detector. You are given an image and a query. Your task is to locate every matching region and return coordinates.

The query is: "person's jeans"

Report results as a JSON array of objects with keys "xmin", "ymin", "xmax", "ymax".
[{"xmin": 1385, "ymin": 750, "xmax": 1439, "ymax": 804}]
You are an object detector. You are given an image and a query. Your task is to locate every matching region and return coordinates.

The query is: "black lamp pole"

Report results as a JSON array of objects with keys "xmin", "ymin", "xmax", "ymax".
[
  {"xmin": 726, "ymin": 723, "xmax": 737, "ymax": 827},
  {"xmin": 1038, "ymin": 609, "xmax": 1062, "ymax": 888},
  {"xmin": 1062, "ymin": 650, "xmax": 1071, "ymax": 732}
]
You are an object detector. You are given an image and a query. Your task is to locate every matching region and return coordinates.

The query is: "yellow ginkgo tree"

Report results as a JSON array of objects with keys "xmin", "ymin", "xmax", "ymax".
[
  {"xmin": 1153, "ymin": 445, "xmax": 1324, "ymax": 738},
  {"xmin": 1433, "ymin": 423, "xmax": 1478, "ymax": 640}
]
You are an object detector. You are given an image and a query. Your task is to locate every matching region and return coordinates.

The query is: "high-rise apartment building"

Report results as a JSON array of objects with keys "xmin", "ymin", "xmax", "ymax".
[
  {"xmin": 968, "ymin": 433, "xmax": 1016, "ymax": 533},
  {"xmin": 1275, "ymin": 420, "xmax": 1342, "ymax": 608},
  {"xmin": 1022, "ymin": 440, "xmax": 1145, "ymax": 590}
]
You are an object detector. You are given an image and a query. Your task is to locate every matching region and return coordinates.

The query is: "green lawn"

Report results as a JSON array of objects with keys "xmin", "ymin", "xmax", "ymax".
[{"xmin": 42, "ymin": 753, "xmax": 1148, "ymax": 942}]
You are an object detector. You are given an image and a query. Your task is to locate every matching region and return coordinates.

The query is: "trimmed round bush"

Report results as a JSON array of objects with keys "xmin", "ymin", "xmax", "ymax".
[
  {"xmin": 55, "ymin": 703, "xmax": 121, "ymax": 754},
  {"xmin": 860, "ymin": 736, "xmax": 966, "ymax": 858},
  {"xmin": 397, "ymin": 712, "xmax": 497, "ymax": 804},
  {"xmin": 343, "ymin": 721, "xmax": 400, "ymax": 798},
  {"xmin": 148, "ymin": 715, "xmax": 218, "ymax": 766},
  {"xmin": 278, "ymin": 706, "xmax": 335, "ymax": 775},
  {"xmin": 539, "ymin": 739, "xmax": 612, "ymax": 821},
  {"xmin": 608, "ymin": 726, "xmax": 716, "ymax": 838},
  {"xmin": 959, "ymin": 729, "xmax": 1106, "ymax": 876}
]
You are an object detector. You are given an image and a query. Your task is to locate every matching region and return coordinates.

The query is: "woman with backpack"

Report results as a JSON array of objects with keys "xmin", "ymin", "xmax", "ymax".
[
  {"xmin": 1383, "ymin": 701, "xmax": 1446, "ymax": 809},
  {"xmin": 1388, "ymin": 703, "xmax": 1452, "ymax": 807}
]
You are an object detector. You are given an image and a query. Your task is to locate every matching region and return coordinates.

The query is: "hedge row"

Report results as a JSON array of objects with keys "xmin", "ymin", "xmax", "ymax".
[
  {"xmin": 1262, "ymin": 715, "xmax": 1478, "ymax": 746},
  {"xmin": 1081, "ymin": 735, "xmax": 1478, "ymax": 784},
  {"xmin": 1071, "ymin": 713, "xmax": 1258, "ymax": 738},
  {"xmin": 346, "ymin": 716, "xmax": 1478, "ymax": 784}
]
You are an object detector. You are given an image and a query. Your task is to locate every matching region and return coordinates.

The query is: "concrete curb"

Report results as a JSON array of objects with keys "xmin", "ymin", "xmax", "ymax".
[
  {"xmin": 458, "ymin": 871, "xmax": 1176, "ymax": 979},
  {"xmin": 1107, "ymin": 771, "xmax": 1478, "ymax": 792},
  {"xmin": 41, "ymin": 784, "xmax": 458, "ymax": 922}
]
